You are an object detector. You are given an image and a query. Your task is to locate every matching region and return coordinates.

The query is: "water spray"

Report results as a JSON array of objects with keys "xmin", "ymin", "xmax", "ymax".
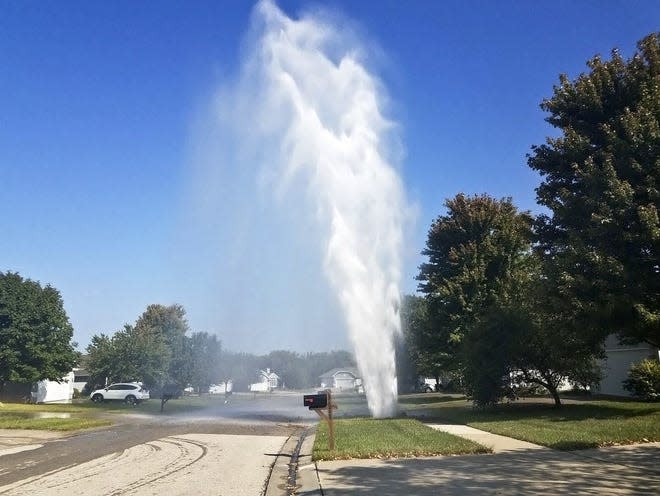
[{"xmin": 221, "ymin": 0, "xmax": 408, "ymax": 418}]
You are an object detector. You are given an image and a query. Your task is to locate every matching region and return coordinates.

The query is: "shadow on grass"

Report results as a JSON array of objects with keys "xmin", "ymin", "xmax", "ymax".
[
  {"xmin": 399, "ymin": 395, "xmax": 466, "ymax": 405},
  {"xmin": 414, "ymin": 401, "xmax": 660, "ymax": 424}
]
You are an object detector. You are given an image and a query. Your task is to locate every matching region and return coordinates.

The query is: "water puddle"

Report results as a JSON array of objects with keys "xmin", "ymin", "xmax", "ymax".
[{"xmin": 26, "ymin": 412, "xmax": 73, "ymax": 419}]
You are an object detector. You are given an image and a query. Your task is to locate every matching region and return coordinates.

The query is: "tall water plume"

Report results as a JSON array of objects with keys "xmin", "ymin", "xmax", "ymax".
[{"xmin": 213, "ymin": 0, "xmax": 408, "ymax": 417}]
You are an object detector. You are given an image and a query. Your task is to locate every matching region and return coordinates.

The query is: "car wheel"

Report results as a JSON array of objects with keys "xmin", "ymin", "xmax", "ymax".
[
  {"xmin": 92, "ymin": 394, "xmax": 103, "ymax": 403},
  {"xmin": 124, "ymin": 395, "xmax": 137, "ymax": 406}
]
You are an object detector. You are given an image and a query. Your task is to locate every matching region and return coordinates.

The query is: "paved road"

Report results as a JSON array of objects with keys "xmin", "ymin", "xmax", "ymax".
[{"xmin": 0, "ymin": 393, "xmax": 315, "ymax": 495}]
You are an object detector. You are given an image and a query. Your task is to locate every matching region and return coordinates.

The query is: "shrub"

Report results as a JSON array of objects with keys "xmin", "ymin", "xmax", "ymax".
[
  {"xmin": 623, "ymin": 359, "xmax": 660, "ymax": 401},
  {"xmin": 72, "ymin": 388, "xmax": 81, "ymax": 399}
]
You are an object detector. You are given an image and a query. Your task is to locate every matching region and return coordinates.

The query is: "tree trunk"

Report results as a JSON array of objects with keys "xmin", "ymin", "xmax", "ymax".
[{"xmin": 549, "ymin": 385, "xmax": 562, "ymax": 407}]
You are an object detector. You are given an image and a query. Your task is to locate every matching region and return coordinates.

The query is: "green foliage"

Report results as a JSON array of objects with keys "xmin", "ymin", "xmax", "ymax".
[
  {"xmin": 416, "ymin": 194, "xmax": 534, "ymax": 403},
  {"xmin": 134, "ymin": 304, "xmax": 189, "ymax": 386},
  {"xmin": 85, "ymin": 304, "xmax": 202, "ymax": 390},
  {"xmin": 528, "ymin": 33, "xmax": 660, "ymax": 347},
  {"xmin": 415, "ymin": 194, "xmax": 606, "ymax": 406},
  {"xmin": 85, "ymin": 323, "xmax": 172, "ymax": 389},
  {"xmin": 400, "ymin": 294, "xmax": 446, "ymax": 381},
  {"xmin": 0, "ymin": 272, "xmax": 78, "ymax": 387},
  {"xmin": 623, "ymin": 359, "xmax": 660, "ymax": 400},
  {"xmin": 461, "ymin": 307, "xmax": 519, "ymax": 406},
  {"xmin": 506, "ymin": 256, "xmax": 603, "ymax": 405},
  {"xmin": 86, "ymin": 302, "xmax": 354, "ymax": 392},
  {"xmin": 187, "ymin": 332, "xmax": 222, "ymax": 391},
  {"xmin": 417, "ymin": 193, "xmax": 533, "ymax": 346},
  {"xmin": 260, "ymin": 350, "xmax": 307, "ymax": 389}
]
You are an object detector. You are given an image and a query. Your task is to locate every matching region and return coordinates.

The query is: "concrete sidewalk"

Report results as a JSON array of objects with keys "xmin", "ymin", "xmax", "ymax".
[
  {"xmin": 293, "ymin": 426, "xmax": 660, "ymax": 495},
  {"xmin": 427, "ymin": 423, "xmax": 546, "ymax": 452}
]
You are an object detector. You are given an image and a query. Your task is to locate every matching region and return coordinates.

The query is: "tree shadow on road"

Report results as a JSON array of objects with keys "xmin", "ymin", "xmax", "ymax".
[{"xmin": 304, "ymin": 445, "xmax": 660, "ymax": 495}]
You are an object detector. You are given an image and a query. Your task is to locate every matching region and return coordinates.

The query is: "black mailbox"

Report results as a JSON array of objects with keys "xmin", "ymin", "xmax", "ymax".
[{"xmin": 303, "ymin": 393, "xmax": 328, "ymax": 409}]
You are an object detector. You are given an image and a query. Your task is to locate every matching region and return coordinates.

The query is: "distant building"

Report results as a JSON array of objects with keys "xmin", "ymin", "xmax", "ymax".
[
  {"xmin": 31, "ymin": 371, "xmax": 75, "ymax": 404},
  {"xmin": 249, "ymin": 368, "xmax": 280, "ymax": 392},
  {"xmin": 595, "ymin": 335, "xmax": 660, "ymax": 397},
  {"xmin": 73, "ymin": 368, "xmax": 90, "ymax": 393},
  {"xmin": 319, "ymin": 367, "xmax": 361, "ymax": 391}
]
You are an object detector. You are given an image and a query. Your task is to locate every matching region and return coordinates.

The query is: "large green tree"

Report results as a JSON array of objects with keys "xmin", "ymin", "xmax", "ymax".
[
  {"xmin": 0, "ymin": 272, "xmax": 78, "ymax": 391},
  {"xmin": 528, "ymin": 33, "xmax": 660, "ymax": 347},
  {"xmin": 464, "ymin": 255, "xmax": 603, "ymax": 406},
  {"xmin": 86, "ymin": 304, "xmax": 190, "ymax": 389},
  {"xmin": 416, "ymin": 194, "xmax": 534, "ymax": 403},
  {"xmin": 134, "ymin": 304, "xmax": 190, "ymax": 386},
  {"xmin": 85, "ymin": 324, "xmax": 172, "ymax": 389},
  {"xmin": 417, "ymin": 194, "xmax": 533, "ymax": 353}
]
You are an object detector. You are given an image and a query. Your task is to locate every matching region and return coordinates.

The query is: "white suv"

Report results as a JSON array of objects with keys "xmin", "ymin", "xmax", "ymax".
[{"xmin": 90, "ymin": 383, "xmax": 150, "ymax": 405}]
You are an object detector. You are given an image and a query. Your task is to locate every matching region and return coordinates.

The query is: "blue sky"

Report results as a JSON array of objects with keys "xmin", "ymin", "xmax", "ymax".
[{"xmin": 2, "ymin": 1, "xmax": 658, "ymax": 354}]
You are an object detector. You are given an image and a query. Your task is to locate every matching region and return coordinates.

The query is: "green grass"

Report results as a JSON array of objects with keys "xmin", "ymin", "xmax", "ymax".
[
  {"xmin": 0, "ymin": 414, "xmax": 112, "ymax": 431},
  {"xmin": 0, "ymin": 403, "xmax": 92, "ymax": 413},
  {"xmin": 0, "ymin": 394, "xmax": 224, "ymax": 430},
  {"xmin": 398, "ymin": 395, "xmax": 660, "ymax": 450},
  {"xmin": 0, "ymin": 402, "xmax": 112, "ymax": 431},
  {"xmin": 312, "ymin": 418, "xmax": 490, "ymax": 461},
  {"xmin": 135, "ymin": 395, "xmax": 215, "ymax": 415}
]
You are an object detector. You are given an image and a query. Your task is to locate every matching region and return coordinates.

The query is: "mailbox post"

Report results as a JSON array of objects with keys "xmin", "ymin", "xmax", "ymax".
[{"xmin": 303, "ymin": 389, "xmax": 337, "ymax": 450}]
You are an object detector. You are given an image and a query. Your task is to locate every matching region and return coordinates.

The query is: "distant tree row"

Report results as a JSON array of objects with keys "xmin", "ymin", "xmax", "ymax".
[
  {"xmin": 85, "ymin": 304, "xmax": 356, "ymax": 393},
  {"xmin": 219, "ymin": 349, "xmax": 355, "ymax": 392},
  {"xmin": 84, "ymin": 304, "xmax": 221, "ymax": 393},
  {"xmin": 0, "ymin": 269, "xmax": 356, "ymax": 398},
  {"xmin": 405, "ymin": 33, "xmax": 659, "ymax": 406}
]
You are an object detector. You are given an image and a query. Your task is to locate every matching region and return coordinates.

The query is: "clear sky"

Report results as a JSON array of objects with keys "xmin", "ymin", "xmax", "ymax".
[{"xmin": 2, "ymin": 1, "xmax": 658, "ymax": 354}]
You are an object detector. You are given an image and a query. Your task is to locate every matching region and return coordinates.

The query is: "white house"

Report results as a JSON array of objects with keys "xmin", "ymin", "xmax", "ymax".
[
  {"xmin": 249, "ymin": 369, "xmax": 279, "ymax": 392},
  {"xmin": 319, "ymin": 367, "xmax": 361, "ymax": 391},
  {"xmin": 595, "ymin": 335, "xmax": 660, "ymax": 397}
]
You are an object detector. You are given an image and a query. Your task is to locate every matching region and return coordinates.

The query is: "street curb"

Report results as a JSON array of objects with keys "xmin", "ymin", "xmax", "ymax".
[
  {"xmin": 265, "ymin": 427, "xmax": 321, "ymax": 496},
  {"xmin": 295, "ymin": 428, "xmax": 322, "ymax": 495}
]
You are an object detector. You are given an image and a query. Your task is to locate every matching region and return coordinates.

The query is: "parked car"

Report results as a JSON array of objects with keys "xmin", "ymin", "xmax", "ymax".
[{"xmin": 90, "ymin": 382, "xmax": 150, "ymax": 405}]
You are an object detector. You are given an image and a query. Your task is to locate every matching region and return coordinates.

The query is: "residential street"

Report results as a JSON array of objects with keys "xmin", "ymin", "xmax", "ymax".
[{"xmin": 0, "ymin": 393, "xmax": 314, "ymax": 495}]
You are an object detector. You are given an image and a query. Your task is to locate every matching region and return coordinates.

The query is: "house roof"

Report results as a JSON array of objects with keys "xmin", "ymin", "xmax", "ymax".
[
  {"xmin": 259, "ymin": 369, "xmax": 280, "ymax": 379},
  {"xmin": 319, "ymin": 367, "xmax": 360, "ymax": 379}
]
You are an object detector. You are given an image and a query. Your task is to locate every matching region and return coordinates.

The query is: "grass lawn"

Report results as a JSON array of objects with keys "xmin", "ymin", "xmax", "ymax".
[
  {"xmin": 0, "ymin": 393, "xmax": 228, "ymax": 430},
  {"xmin": 398, "ymin": 394, "xmax": 660, "ymax": 450},
  {"xmin": 0, "ymin": 402, "xmax": 112, "ymax": 431},
  {"xmin": 135, "ymin": 395, "xmax": 217, "ymax": 415},
  {"xmin": 312, "ymin": 418, "xmax": 490, "ymax": 461}
]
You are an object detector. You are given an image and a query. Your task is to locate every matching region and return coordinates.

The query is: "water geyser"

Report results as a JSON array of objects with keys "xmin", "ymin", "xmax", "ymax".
[{"xmin": 224, "ymin": 0, "xmax": 408, "ymax": 418}]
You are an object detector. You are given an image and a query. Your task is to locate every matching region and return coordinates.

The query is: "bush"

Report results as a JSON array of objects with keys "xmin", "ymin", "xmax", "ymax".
[
  {"xmin": 623, "ymin": 359, "xmax": 660, "ymax": 401},
  {"xmin": 72, "ymin": 388, "xmax": 81, "ymax": 399}
]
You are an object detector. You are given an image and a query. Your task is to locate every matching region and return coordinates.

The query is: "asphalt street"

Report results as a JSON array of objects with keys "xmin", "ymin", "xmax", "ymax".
[{"xmin": 0, "ymin": 393, "xmax": 315, "ymax": 495}]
